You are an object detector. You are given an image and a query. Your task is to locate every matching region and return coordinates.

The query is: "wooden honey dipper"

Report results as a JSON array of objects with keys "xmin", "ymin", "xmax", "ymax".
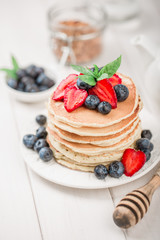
[{"xmin": 113, "ymin": 167, "xmax": 160, "ymax": 229}]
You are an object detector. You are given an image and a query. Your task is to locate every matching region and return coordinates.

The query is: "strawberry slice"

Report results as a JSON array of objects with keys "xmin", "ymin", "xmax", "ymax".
[
  {"xmin": 108, "ymin": 74, "xmax": 122, "ymax": 87},
  {"xmin": 88, "ymin": 79, "xmax": 117, "ymax": 109},
  {"xmin": 64, "ymin": 86, "xmax": 88, "ymax": 112},
  {"xmin": 52, "ymin": 74, "xmax": 78, "ymax": 101},
  {"xmin": 121, "ymin": 149, "xmax": 146, "ymax": 177}
]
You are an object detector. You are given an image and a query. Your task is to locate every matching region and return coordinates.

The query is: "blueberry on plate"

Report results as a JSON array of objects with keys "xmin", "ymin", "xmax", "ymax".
[
  {"xmin": 97, "ymin": 101, "xmax": 111, "ymax": 115},
  {"xmin": 39, "ymin": 85, "xmax": 49, "ymax": 91},
  {"xmin": 114, "ymin": 84, "xmax": 129, "ymax": 102},
  {"xmin": 149, "ymin": 142, "xmax": 154, "ymax": 152},
  {"xmin": 136, "ymin": 138, "xmax": 151, "ymax": 151},
  {"xmin": 23, "ymin": 134, "xmax": 38, "ymax": 149},
  {"xmin": 25, "ymin": 84, "xmax": 39, "ymax": 93},
  {"xmin": 39, "ymin": 147, "xmax": 53, "ymax": 162},
  {"xmin": 16, "ymin": 69, "xmax": 26, "ymax": 80},
  {"xmin": 21, "ymin": 76, "xmax": 35, "ymax": 86},
  {"xmin": 34, "ymin": 66, "xmax": 44, "ymax": 76},
  {"xmin": 94, "ymin": 165, "xmax": 108, "ymax": 180},
  {"xmin": 141, "ymin": 129, "xmax": 152, "ymax": 140},
  {"xmin": 17, "ymin": 81, "xmax": 25, "ymax": 91},
  {"xmin": 85, "ymin": 95, "xmax": 100, "ymax": 110},
  {"xmin": 36, "ymin": 126, "xmax": 47, "ymax": 139},
  {"xmin": 25, "ymin": 64, "xmax": 38, "ymax": 78},
  {"xmin": 142, "ymin": 149, "xmax": 151, "ymax": 162},
  {"xmin": 108, "ymin": 161, "xmax": 124, "ymax": 178},
  {"xmin": 77, "ymin": 78, "xmax": 92, "ymax": 91},
  {"xmin": 36, "ymin": 115, "xmax": 47, "ymax": 125},
  {"xmin": 7, "ymin": 78, "xmax": 18, "ymax": 89},
  {"xmin": 34, "ymin": 139, "xmax": 49, "ymax": 152}
]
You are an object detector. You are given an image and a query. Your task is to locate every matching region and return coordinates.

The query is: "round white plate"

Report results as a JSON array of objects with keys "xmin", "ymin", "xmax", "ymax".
[{"xmin": 21, "ymin": 109, "xmax": 160, "ymax": 189}]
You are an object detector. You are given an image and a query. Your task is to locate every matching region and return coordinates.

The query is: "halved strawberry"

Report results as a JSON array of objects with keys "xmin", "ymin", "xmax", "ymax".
[
  {"xmin": 121, "ymin": 149, "xmax": 146, "ymax": 177},
  {"xmin": 108, "ymin": 74, "xmax": 122, "ymax": 87},
  {"xmin": 52, "ymin": 74, "xmax": 78, "ymax": 101},
  {"xmin": 88, "ymin": 79, "xmax": 117, "ymax": 109},
  {"xmin": 64, "ymin": 86, "xmax": 88, "ymax": 112}
]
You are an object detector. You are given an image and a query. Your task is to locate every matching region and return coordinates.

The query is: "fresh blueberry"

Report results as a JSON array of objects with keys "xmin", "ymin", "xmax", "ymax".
[
  {"xmin": 39, "ymin": 85, "xmax": 49, "ymax": 91},
  {"xmin": 16, "ymin": 69, "xmax": 26, "ymax": 79},
  {"xmin": 149, "ymin": 142, "xmax": 154, "ymax": 152},
  {"xmin": 25, "ymin": 64, "xmax": 38, "ymax": 78},
  {"xmin": 142, "ymin": 149, "xmax": 151, "ymax": 161},
  {"xmin": 90, "ymin": 67, "xmax": 103, "ymax": 72},
  {"xmin": 23, "ymin": 134, "xmax": 38, "ymax": 149},
  {"xmin": 77, "ymin": 78, "xmax": 92, "ymax": 91},
  {"xmin": 85, "ymin": 95, "xmax": 100, "ymax": 110},
  {"xmin": 109, "ymin": 161, "xmax": 124, "ymax": 178},
  {"xmin": 34, "ymin": 139, "xmax": 49, "ymax": 152},
  {"xmin": 97, "ymin": 101, "xmax": 112, "ymax": 115},
  {"xmin": 7, "ymin": 78, "xmax": 18, "ymax": 89},
  {"xmin": 136, "ymin": 138, "xmax": 151, "ymax": 151},
  {"xmin": 114, "ymin": 84, "xmax": 129, "ymax": 102},
  {"xmin": 36, "ymin": 115, "xmax": 47, "ymax": 125},
  {"xmin": 94, "ymin": 165, "xmax": 108, "ymax": 180},
  {"xmin": 39, "ymin": 147, "xmax": 53, "ymax": 162},
  {"xmin": 21, "ymin": 76, "xmax": 35, "ymax": 86},
  {"xmin": 25, "ymin": 84, "xmax": 39, "ymax": 92},
  {"xmin": 35, "ymin": 66, "xmax": 44, "ymax": 76},
  {"xmin": 17, "ymin": 81, "xmax": 25, "ymax": 91},
  {"xmin": 141, "ymin": 130, "xmax": 152, "ymax": 140},
  {"xmin": 36, "ymin": 126, "xmax": 47, "ymax": 139}
]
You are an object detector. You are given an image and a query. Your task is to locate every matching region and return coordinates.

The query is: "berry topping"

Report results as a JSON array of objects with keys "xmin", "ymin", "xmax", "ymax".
[
  {"xmin": 142, "ymin": 149, "xmax": 151, "ymax": 162},
  {"xmin": 136, "ymin": 138, "xmax": 151, "ymax": 151},
  {"xmin": 53, "ymin": 74, "xmax": 78, "ymax": 101},
  {"xmin": 88, "ymin": 79, "xmax": 117, "ymax": 109},
  {"xmin": 94, "ymin": 165, "xmax": 108, "ymax": 180},
  {"xmin": 36, "ymin": 126, "xmax": 47, "ymax": 139},
  {"xmin": 108, "ymin": 161, "xmax": 124, "ymax": 178},
  {"xmin": 23, "ymin": 134, "xmax": 38, "ymax": 149},
  {"xmin": 121, "ymin": 149, "xmax": 146, "ymax": 177},
  {"xmin": 114, "ymin": 84, "xmax": 129, "ymax": 102},
  {"xmin": 64, "ymin": 85, "xmax": 88, "ymax": 112},
  {"xmin": 108, "ymin": 74, "xmax": 122, "ymax": 87},
  {"xmin": 97, "ymin": 101, "xmax": 111, "ymax": 115},
  {"xmin": 34, "ymin": 139, "xmax": 49, "ymax": 152},
  {"xmin": 77, "ymin": 78, "xmax": 92, "ymax": 91},
  {"xmin": 39, "ymin": 147, "xmax": 53, "ymax": 162},
  {"xmin": 85, "ymin": 95, "xmax": 100, "ymax": 110},
  {"xmin": 36, "ymin": 115, "xmax": 47, "ymax": 125},
  {"xmin": 141, "ymin": 129, "xmax": 152, "ymax": 140}
]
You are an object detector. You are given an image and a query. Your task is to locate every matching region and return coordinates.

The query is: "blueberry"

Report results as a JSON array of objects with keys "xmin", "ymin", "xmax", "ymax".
[
  {"xmin": 77, "ymin": 78, "xmax": 92, "ymax": 91},
  {"xmin": 23, "ymin": 134, "xmax": 38, "ymax": 149},
  {"xmin": 36, "ymin": 126, "xmax": 47, "ymax": 139},
  {"xmin": 21, "ymin": 76, "xmax": 35, "ymax": 86},
  {"xmin": 97, "ymin": 101, "xmax": 111, "ymax": 115},
  {"xmin": 16, "ymin": 69, "xmax": 26, "ymax": 79},
  {"xmin": 17, "ymin": 81, "xmax": 25, "ymax": 91},
  {"xmin": 7, "ymin": 78, "xmax": 18, "ymax": 89},
  {"xmin": 136, "ymin": 138, "xmax": 151, "ymax": 151},
  {"xmin": 94, "ymin": 165, "xmax": 108, "ymax": 180},
  {"xmin": 85, "ymin": 95, "xmax": 100, "ymax": 110},
  {"xmin": 141, "ymin": 130, "xmax": 152, "ymax": 140},
  {"xmin": 149, "ymin": 142, "xmax": 154, "ymax": 152},
  {"xmin": 114, "ymin": 84, "xmax": 129, "ymax": 102},
  {"xmin": 36, "ymin": 115, "xmax": 47, "ymax": 125},
  {"xmin": 39, "ymin": 85, "xmax": 49, "ymax": 91},
  {"xmin": 35, "ymin": 66, "xmax": 44, "ymax": 76},
  {"xmin": 25, "ymin": 84, "xmax": 39, "ymax": 92},
  {"xmin": 25, "ymin": 65, "xmax": 38, "ymax": 78},
  {"xmin": 142, "ymin": 149, "xmax": 151, "ymax": 162},
  {"xmin": 34, "ymin": 139, "xmax": 49, "ymax": 152},
  {"xmin": 109, "ymin": 161, "xmax": 124, "ymax": 178},
  {"xmin": 90, "ymin": 67, "xmax": 103, "ymax": 72},
  {"xmin": 39, "ymin": 147, "xmax": 53, "ymax": 162}
]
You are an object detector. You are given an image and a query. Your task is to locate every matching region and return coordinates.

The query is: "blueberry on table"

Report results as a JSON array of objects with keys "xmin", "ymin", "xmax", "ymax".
[
  {"xmin": 142, "ymin": 149, "xmax": 151, "ymax": 162},
  {"xmin": 114, "ymin": 84, "xmax": 129, "ymax": 102},
  {"xmin": 34, "ymin": 139, "xmax": 49, "ymax": 152},
  {"xmin": 21, "ymin": 76, "xmax": 35, "ymax": 86},
  {"xmin": 141, "ymin": 130, "xmax": 152, "ymax": 140},
  {"xmin": 39, "ymin": 147, "xmax": 53, "ymax": 162},
  {"xmin": 25, "ymin": 84, "xmax": 39, "ymax": 93},
  {"xmin": 23, "ymin": 134, "xmax": 38, "ymax": 149},
  {"xmin": 94, "ymin": 165, "xmax": 108, "ymax": 180},
  {"xmin": 16, "ymin": 69, "xmax": 26, "ymax": 79},
  {"xmin": 36, "ymin": 126, "xmax": 47, "ymax": 139},
  {"xmin": 36, "ymin": 115, "xmax": 47, "ymax": 125},
  {"xmin": 136, "ymin": 138, "xmax": 151, "ymax": 151},
  {"xmin": 77, "ymin": 78, "xmax": 92, "ymax": 91},
  {"xmin": 97, "ymin": 101, "xmax": 111, "ymax": 115},
  {"xmin": 25, "ymin": 64, "xmax": 38, "ymax": 78},
  {"xmin": 108, "ymin": 161, "xmax": 124, "ymax": 178},
  {"xmin": 7, "ymin": 78, "xmax": 18, "ymax": 89},
  {"xmin": 85, "ymin": 95, "xmax": 100, "ymax": 110}
]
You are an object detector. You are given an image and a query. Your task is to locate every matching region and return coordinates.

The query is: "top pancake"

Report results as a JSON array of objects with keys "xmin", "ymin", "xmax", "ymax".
[{"xmin": 49, "ymin": 73, "xmax": 138, "ymax": 127}]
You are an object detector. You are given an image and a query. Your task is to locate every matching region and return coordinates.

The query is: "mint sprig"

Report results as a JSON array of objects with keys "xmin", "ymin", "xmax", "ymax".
[
  {"xmin": 0, "ymin": 55, "xmax": 20, "ymax": 80},
  {"xmin": 71, "ymin": 55, "xmax": 121, "ymax": 86}
]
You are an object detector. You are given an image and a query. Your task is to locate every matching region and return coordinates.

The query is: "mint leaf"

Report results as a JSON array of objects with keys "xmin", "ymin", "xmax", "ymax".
[
  {"xmin": 98, "ymin": 55, "xmax": 121, "ymax": 78},
  {"xmin": 0, "ymin": 68, "xmax": 17, "ymax": 79},
  {"xmin": 93, "ymin": 64, "xmax": 99, "ymax": 77},
  {"xmin": 71, "ymin": 64, "xmax": 95, "ymax": 77},
  {"xmin": 97, "ymin": 73, "xmax": 109, "ymax": 81},
  {"xmin": 78, "ymin": 75, "xmax": 96, "ymax": 86},
  {"xmin": 86, "ymin": 67, "xmax": 96, "ymax": 77},
  {"xmin": 11, "ymin": 56, "xmax": 19, "ymax": 71}
]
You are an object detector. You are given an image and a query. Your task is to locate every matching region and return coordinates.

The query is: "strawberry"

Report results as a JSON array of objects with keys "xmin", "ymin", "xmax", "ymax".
[
  {"xmin": 108, "ymin": 74, "xmax": 122, "ymax": 87},
  {"xmin": 121, "ymin": 149, "xmax": 146, "ymax": 177},
  {"xmin": 64, "ymin": 86, "xmax": 88, "ymax": 112},
  {"xmin": 88, "ymin": 79, "xmax": 117, "ymax": 109},
  {"xmin": 52, "ymin": 74, "xmax": 78, "ymax": 101}
]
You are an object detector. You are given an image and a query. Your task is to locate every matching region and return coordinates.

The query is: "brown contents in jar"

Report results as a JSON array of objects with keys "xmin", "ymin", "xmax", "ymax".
[{"xmin": 53, "ymin": 20, "xmax": 102, "ymax": 64}]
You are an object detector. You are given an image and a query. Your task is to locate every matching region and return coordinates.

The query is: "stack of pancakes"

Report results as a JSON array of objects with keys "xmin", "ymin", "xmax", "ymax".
[{"xmin": 47, "ymin": 73, "xmax": 143, "ymax": 172}]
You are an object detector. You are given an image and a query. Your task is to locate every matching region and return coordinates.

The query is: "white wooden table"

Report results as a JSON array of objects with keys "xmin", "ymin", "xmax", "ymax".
[{"xmin": 0, "ymin": 0, "xmax": 160, "ymax": 239}]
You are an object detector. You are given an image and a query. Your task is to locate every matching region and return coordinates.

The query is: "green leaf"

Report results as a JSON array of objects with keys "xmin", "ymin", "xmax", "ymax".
[
  {"xmin": 78, "ymin": 75, "xmax": 96, "ymax": 86},
  {"xmin": 86, "ymin": 67, "xmax": 96, "ymax": 77},
  {"xmin": 93, "ymin": 64, "xmax": 99, "ymax": 77},
  {"xmin": 97, "ymin": 73, "xmax": 109, "ymax": 81},
  {"xmin": 98, "ymin": 55, "xmax": 121, "ymax": 78},
  {"xmin": 0, "ymin": 68, "xmax": 17, "ymax": 79},
  {"xmin": 71, "ymin": 64, "xmax": 95, "ymax": 77},
  {"xmin": 11, "ymin": 55, "xmax": 19, "ymax": 71}
]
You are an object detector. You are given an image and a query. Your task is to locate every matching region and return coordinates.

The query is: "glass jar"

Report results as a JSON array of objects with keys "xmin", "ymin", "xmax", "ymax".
[{"xmin": 48, "ymin": 4, "xmax": 107, "ymax": 65}]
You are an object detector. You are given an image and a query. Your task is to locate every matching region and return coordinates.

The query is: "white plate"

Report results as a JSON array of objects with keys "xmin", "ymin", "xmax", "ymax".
[{"xmin": 21, "ymin": 108, "xmax": 160, "ymax": 189}]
